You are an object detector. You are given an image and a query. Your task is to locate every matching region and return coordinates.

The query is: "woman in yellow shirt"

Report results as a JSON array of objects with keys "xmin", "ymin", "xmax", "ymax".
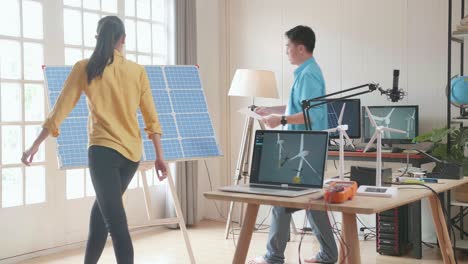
[{"xmin": 21, "ymin": 16, "xmax": 166, "ymax": 264}]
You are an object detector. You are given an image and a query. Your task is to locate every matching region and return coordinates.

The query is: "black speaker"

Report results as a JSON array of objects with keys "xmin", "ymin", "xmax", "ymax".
[
  {"xmin": 350, "ymin": 166, "xmax": 392, "ymax": 187},
  {"xmin": 429, "ymin": 162, "xmax": 464, "ymax": 180}
]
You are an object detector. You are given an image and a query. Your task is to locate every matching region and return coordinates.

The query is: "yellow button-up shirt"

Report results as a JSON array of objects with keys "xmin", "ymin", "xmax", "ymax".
[{"xmin": 43, "ymin": 50, "xmax": 162, "ymax": 162}]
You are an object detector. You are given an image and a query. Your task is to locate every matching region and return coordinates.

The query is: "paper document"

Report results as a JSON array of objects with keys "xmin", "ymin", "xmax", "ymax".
[{"xmin": 238, "ymin": 108, "xmax": 264, "ymax": 120}]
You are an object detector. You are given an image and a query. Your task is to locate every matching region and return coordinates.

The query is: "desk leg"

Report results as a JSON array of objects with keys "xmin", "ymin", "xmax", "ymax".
[
  {"xmin": 233, "ymin": 204, "xmax": 259, "ymax": 264},
  {"xmin": 341, "ymin": 212, "xmax": 361, "ymax": 264},
  {"xmin": 428, "ymin": 194, "xmax": 456, "ymax": 264}
]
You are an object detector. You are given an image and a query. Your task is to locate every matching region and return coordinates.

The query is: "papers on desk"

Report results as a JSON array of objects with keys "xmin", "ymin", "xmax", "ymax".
[{"xmin": 238, "ymin": 107, "xmax": 264, "ymax": 121}]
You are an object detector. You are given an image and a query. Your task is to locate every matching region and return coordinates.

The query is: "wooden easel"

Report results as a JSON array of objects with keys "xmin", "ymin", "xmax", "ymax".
[{"xmin": 128, "ymin": 162, "xmax": 196, "ymax": 263}]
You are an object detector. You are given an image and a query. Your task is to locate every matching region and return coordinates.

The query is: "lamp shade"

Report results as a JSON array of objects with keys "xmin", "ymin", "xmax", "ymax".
[
  {"xmin": 228, "ymin": 69, "xmax": 279, "ymax": 99},
  {"xmin": 451, "ymin": 76, "xmax": 468, "ymax": 106}
]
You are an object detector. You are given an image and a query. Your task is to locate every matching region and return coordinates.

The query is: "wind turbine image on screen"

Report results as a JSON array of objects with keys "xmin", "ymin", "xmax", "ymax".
[{"xmin": 44, "ymin": 65, "xmax": 222, "ymax": 169}]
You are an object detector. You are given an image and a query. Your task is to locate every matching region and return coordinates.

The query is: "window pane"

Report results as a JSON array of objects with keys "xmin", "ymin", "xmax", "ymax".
[
  {"xmin": 2, "ymin": 168, "xmax": 23, "ymax": 208},
  {"xmin": 84, "ymin": 49, "xmax": 94, "ymax": 59},
  {"xmin": 152, "ymin": 24, "xmax": 166, "ymax": 55},
  {"xmin": 85, "ymin": 169, "xmax": 95, "ymax": 196},
  {"xmin": 136, "ymin": 0, "xmax": 150, "ymax": 19},
  {"xmin": 102, "ymin": 0, "xmax": 117, "ymax": 13},
  {"xmin": 65, "ymin": 48, "xmax": 83, "ymax": 65},
  {"xmin": 24, "ymin": 83, "xmax": 44, "ymax": 121},
  {"xmin": 125, "ymin": 0, "xmax": 135, "ymax": 16},
  {"xmin": 64, "ymin": 9, "xmax": 83, "ymax": 45},
  {"xmin": 23, "ymin": 0, "xmax": 43, "ymax": 39},
  {"xmin": 152, "ymin": 0, "xmax": 165, "ymax": 22},
  {"xmin": 153, "ymin": 56, "xmax": 165, "ymax": 65},
  {"xmin": 63, "ymin": 0, "xmax": 81, "ymax": 7},
  {"xmin": 25, "ymin": 166, "xmax": 45, "ymax": 204},
  {"xmin": 83, "ymin": 0, "xmax": 100, "ymax": 10},
  {"xmin": 23, "ymin": 42, "xmax": 44, "ymax": 80},
  {"xmin": 1, "ymin": 83, "xmax": 22, "ymax": 122},
  {"xmin": 137, "ymin": 21, "xmax": 151, "ymax": 52},
  {"xmin": 66, "ymin": 169, "xmax": 84, "ymax": 199},
  {"xmin": 25, "ymin": 125, "xmax": 45, "ymax": 162},
  {"xmin": 2, "ymin": 126, "xmax": 22, "ymax": 165},
  {"xmin": 125, "ymin": 19, "xmax": 136, "ymax": 51},
  {"xmin": 84, "ymin": 12, "xmax": 100, "ymax": 47},
  {"xmin": 138, "ymin": 55, "xmax": 151, "ymax": 65},
  {"xmin": 0, "ymin": 0, "xmax": 20, "ymax": 37},
  {"xmin": 126, "ymin": 53, "xmax": 136, "ymax": 62},
  {"xmin": 0, "ymin": 40, "xmax": 21, "ymax": 79}
]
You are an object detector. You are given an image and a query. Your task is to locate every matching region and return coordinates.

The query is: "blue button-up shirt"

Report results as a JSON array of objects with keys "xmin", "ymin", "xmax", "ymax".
[{"xmin": 286, "ymin": 57, "xmax": 328, "ymax": 131}]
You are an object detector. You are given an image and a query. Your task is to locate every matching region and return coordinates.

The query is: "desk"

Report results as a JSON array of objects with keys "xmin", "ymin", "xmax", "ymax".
[
  {"xmin": 327, "ymin": 151, "xmax": 433, "ymax": 167},
  {"xmin": 205, "ymin": 177, "xmax": 468, "ymax": 264}
]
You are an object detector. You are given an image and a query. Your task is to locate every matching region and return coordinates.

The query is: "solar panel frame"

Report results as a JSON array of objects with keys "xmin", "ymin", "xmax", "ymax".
[{"xmin": 43, "ymin": 65, "xmax": 222, "ymax": 169}]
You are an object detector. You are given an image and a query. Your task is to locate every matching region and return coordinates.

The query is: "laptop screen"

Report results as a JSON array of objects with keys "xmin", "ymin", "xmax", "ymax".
[{"xmin": 250, "ymin": 130, "xmax": 329, "ymax": 188}]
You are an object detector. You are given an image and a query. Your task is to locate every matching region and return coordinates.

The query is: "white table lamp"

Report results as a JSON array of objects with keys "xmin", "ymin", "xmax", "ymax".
[
  {"xmin": 224, "ymin": 69, "xmax": 278, "ymax": 238},
  {"xmin": 228, "ymin": 69, "xmax": 279, "ymax": 103}
]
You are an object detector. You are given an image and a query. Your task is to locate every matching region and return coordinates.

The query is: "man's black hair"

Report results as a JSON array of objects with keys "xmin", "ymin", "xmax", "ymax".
[{"xmin": 285, "ymin": 25, "xmax": 316, "ymax": 53}]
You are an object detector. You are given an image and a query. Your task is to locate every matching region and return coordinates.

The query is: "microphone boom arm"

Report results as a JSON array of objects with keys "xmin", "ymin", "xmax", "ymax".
[{"xmin": 302, "ymin": 83, "xmax": 380, "ymax": 131}]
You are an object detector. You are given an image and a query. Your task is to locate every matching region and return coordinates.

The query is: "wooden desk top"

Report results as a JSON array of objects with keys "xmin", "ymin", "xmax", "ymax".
[
  {"xmin": 328, "ymin": 151, "xmax": 427, "ymax": 159},
  {"xmin": 204, "ymin": 177, "xmax": 468, "ymax": 215}
]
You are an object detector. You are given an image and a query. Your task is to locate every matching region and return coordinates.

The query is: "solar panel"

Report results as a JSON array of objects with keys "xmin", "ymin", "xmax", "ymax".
[{"xmin": 44, "ymin": 65, "xmax": 222, "ymax": 169}]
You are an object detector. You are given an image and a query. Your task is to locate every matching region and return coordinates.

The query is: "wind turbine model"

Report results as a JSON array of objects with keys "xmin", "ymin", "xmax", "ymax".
[
  {"xmin": 277, "ymin": 134, "xmax": 287, "ymax": 168},
  {"xmin": 288, "ymin": 134, "xmax": 318, "ymax": 184},
  {"xmin": 357, "ymin": 106, "xmax": 406, "ymax": 197},
  {"xmin": 370, "ymin": 108, "xmax": 396, "ymax": 138},
  {"xmin": 405, "ymin": 110, "xmax": 416, "ymax": 138},
  {"xmin": 324, "ymin": 103, "xmax": 354, "ymax": 180}
]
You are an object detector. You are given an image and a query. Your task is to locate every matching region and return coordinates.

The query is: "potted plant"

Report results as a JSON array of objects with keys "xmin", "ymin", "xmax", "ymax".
[{"xmin": 413, "ymin": 126, "xmax": 468, "ymax": 201}]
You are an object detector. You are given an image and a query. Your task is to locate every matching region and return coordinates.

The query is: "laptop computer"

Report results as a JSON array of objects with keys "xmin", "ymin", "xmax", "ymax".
[{"xmin": 219, "ymin": 130, "xmax": 328, "ymax": 197}]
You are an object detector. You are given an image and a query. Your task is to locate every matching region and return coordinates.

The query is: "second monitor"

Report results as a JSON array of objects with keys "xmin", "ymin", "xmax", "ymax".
[
  {"xmin": 363, "ymin": 105, "xmax": 419, "ymax": 145},
  {"xmin": 327, "ymin": 99, "xmax": 361, "ymax": 139}
]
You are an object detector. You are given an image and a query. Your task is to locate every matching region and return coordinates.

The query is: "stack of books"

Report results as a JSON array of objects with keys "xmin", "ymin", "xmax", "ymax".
[{"xmin": 453, "ymin": 16, "xmax": 468, "ymax": 35}]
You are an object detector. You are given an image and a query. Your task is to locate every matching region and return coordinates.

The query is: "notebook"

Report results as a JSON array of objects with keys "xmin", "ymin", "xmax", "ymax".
[{"xmin": 219, "ymin": 130, "xmax": 328, "ymax": 197}]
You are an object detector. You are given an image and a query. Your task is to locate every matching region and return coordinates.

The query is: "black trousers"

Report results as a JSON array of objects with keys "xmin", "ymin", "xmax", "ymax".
[{"xmin": 84, "ymin": 145, "xmax": 139, "ymax": 264}]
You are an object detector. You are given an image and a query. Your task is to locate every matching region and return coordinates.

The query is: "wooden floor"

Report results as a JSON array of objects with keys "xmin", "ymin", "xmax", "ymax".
[{"xmin": 19, "ymin": 220, "xmax": 468, "ymax": 264}]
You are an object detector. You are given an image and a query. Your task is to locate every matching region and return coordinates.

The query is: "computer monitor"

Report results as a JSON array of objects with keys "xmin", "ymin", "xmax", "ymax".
[
  {"xmin": 327, "ymin": 99, "xmax": 361, "ymax": 139},
  {"xmin": 362, "ymin": 105, "xmax": 419, "ymax": 145},
  {"xmin": 250, "ymin": 130, "xmax": 329, "ymax": 187}
]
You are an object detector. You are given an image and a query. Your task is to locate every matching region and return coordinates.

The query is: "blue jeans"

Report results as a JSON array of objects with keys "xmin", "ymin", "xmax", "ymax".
[{"xmin": 264, "ymin": 207, "xmax": 338, "ymax": 264}]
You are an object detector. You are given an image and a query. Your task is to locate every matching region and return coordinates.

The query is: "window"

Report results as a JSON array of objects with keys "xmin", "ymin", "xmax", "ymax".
[
  {"xmin": 63, "ymin": 0, "xmax": 118, "ymax": 65},
  {"xmin": 125, "ymin": 0, "xmax": 170, "ymax": 64},
  {"xmin": 62, "ymin": 0, "xmax": 173, "ymax": 199},
  {"xmin": 0, "ymin": 0, "xmax": 46, "ymax": 208},
  {"xmin": 62, "ymin": 0, "xmax": 119, "ymax": 199}
]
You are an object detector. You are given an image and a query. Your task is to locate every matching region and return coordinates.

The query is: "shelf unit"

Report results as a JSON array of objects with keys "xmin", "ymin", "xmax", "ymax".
[
  {"xmin": 450, "ymin": 0, "xmax": 468, "ymax": 122},
  {"xmin": 449, "ymin": 0, "xmax": 468, "ymax": 251}
]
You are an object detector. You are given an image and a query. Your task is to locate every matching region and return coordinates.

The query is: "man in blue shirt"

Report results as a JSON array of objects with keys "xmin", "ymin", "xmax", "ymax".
[{"xmin": 249, "ymin": 26, "xmax": 338, "ymax": 264}]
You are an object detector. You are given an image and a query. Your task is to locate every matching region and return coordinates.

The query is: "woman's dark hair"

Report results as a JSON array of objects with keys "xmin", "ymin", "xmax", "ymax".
[
  {"xmin": 86, "ymin": 16, "xmax": 125, "ymax": 84},
  {"xmin": 285, "ymin": 25, "xmax": 316, "ymax": 53}
]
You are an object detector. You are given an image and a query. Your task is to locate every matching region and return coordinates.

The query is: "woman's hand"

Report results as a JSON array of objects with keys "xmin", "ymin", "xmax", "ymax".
[
  {"xmin": 21, "ymin": 144, "xmax": 40, "ymax": 166},
  {"xmin": 154, "ymin": 158, "xmax": 168, "ymax": 181}
]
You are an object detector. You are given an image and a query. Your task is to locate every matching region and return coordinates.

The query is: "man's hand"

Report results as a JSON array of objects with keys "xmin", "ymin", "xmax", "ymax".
[
  {"xmin": 262, "ymin": 115, "xmax": 282, "ymax": 128},
  {"xmin": 154, "ymin": 158, "xmax": 168, "ymax": 181},
  {"xmin": 254, "ymin": 106, "xmax": 273, "ymax": 116}
]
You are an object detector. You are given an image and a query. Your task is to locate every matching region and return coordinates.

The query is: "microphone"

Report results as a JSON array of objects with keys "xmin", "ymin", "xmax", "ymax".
[
  {"xmin": 391, "ymin": 69, "xmax": 400, "ymax": 101},
  {"xmin": 378, "ymin": 69, "xmax": 406, "ymax": 102}
]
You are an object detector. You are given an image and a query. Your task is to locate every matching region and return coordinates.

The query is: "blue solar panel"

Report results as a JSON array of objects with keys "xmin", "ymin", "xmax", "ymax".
[{"xmin": 44, "ymin": 65, "xmax": 222, "ymax": 168}]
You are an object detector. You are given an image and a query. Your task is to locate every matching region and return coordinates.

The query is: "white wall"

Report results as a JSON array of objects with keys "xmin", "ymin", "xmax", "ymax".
[
  {"xmin": 196, "ymin": 0, "xmax": 230, "ymax": 221},
  {"xmin": 227, "ymin": 0, "xmax": 452, "ymax": 181},
  {"xmin": 196, "ymin": 0, "xmax": 464, "ymax": 227}
]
